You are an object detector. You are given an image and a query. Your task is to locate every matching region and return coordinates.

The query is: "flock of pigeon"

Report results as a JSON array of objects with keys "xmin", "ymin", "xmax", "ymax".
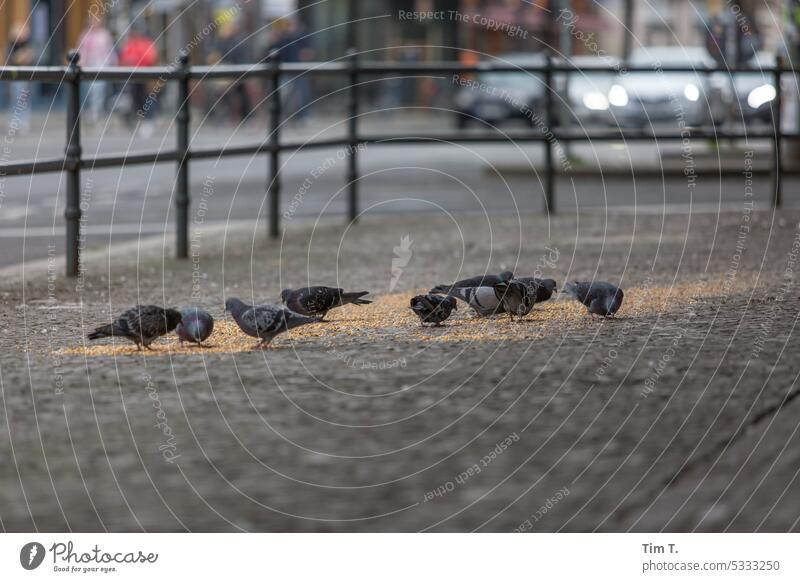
[{"xmin": 86, "ymin": 272, "xmax": 624, "ymax": 351}]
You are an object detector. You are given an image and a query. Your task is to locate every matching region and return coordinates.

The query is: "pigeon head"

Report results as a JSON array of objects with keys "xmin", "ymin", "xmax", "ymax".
[
  {"xmin": 279, "ymin": 289, "xmax": 291, "ymax": 304},
  {"xmin": 224, "ymin": 297, "xmax": 248, "ymax": 315},
  {"xmin": 607, "ymin": 288, "xmax": 624, "ymax": 314},
  {"xmin": 445, "ymin": 296, "xmax": 457, "ymax": 310},
  {"xmin": 540, "ymin": 279, "xmax": 557, "ymax": 294},
  {"xmin": 165, "ymin": 308, "xmax": 183, "ymax": 331}
]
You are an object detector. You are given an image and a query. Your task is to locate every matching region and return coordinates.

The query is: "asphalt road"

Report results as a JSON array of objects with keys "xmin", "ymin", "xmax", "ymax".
[{"xmin": 1, "ymin": 114, "xmax": 797, "ymax": 270}]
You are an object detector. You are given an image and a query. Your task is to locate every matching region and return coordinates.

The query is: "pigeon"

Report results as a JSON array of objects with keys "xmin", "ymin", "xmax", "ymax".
[
  {"xmin": 564, "ymin": 281, "xmax": 624, "ymax": 318},
  {"xmin": 226, "ymin": 297, "xmax": 323, "ymax": 349},
  {"xmin": 87, "ymin": 305, "xmax": 182, "ymax": 350},
  {"xmin": 280, "ymin": 286, "xmax": 371, "ymax": 320},
  {"xmin": 516, "ymin": 277, "xmax": 558, "ymax": 303},
  {"xmin": 445, "ymin": 280, "xmax": 531, "ymax": 319},
  {"xmin": 495, "ymin": 280, "xmax": 535, "ymax": 319},
  {"xmin": 410, "ymin": 294, "xmax": 458, "ymax": 326},
  {"xmin": 176, "ymin": 307, "xmax": 214, "ymax": 346},
  {"xmin": 429, "ymin": 271, "xmax": 514, "ymax": 294}
]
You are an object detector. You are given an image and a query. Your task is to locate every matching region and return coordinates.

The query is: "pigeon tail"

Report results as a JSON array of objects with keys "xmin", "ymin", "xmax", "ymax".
[
  {"xmin": 340, "ymin": 291, "xmax": 371, "ymax": 306},
  {"xmin": 429, "ymin": 285, "xmax": 452, "ymax": 295}
]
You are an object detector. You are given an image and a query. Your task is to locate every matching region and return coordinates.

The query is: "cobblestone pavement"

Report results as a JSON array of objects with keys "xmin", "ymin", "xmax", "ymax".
[{"xmin": 1, "ymin": 208, "xmax": 799, "ymax": 532}]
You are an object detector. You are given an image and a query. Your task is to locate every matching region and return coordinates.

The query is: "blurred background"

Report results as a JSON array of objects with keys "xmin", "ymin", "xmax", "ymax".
[
  {"xmin": 2, "ymin": 0, "xmax": 800, "ymax": 270},
  {"xmin": 0, "ymin": 0, "xmax": 792, "ymax": 124}
]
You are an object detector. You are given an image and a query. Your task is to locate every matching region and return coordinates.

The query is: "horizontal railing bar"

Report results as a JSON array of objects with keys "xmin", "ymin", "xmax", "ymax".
[
  {"xmin": 4, "ymin": 62, "xmax": 800, "ymax": 83},
  {"xmin": 0, "ymin": 67, "xmax": 74, "ymax": 81},
  {"xmin": 81, "ymin": 150, "xmax": 181, "ymax": 168},
  {"xmin": 81, "ymin": 66, "xmax": 184, "ymax": 80},
  {"xmin": 0, "ymin": 158, "xmax": 69, "ymax": 175}
]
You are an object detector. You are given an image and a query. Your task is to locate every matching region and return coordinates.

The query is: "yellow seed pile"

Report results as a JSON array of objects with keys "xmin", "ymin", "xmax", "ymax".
[{"xmin": 57, "ymin": 279, "xmax": 754, "ymax": 357}]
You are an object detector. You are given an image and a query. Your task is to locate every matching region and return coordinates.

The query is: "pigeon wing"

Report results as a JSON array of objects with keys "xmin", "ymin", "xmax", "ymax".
[
  {"xmin": 243, "ymin": 305, "xmax": 283, "ymax": 337},
  {"xmin": 304, "ymin": 287, "xmax": 340, "ymax": 312}
]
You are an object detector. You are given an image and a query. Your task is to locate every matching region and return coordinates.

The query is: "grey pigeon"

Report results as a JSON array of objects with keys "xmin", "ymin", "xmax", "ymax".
[
  {"xmin": 495, "ymin": 280, "xmax": 535, "ymax": 319},
  {"xmin": 176, "ymin": 307, "xmax": 214, "ymax": 346},
  {"xmin": 88, "ymin": 305, "xmax": 182, "ymax": 350},
  {"xmin": 226, "ymin": 297, "xmax": 323, "ymax": 349},
  {"xmin": 430, "ymin": 271, "xmax": 513, "ymax": 294},
  {"xmin": 516, "ymin": 277, "xmax": 558, "ymax": 303},
  {"xmin": 564, "ymin": 281, "xmax": 624, "ymax": 317},
  {"xmin": 410, "ymin": 294, "xmax": 458, "ymax": 326},
  {"xmin": 446, "ymin": 280, "xmax": 531, "ymax": 319},
  {"xmin": 280, "ymin": 286, "xmax": 371, "ymax": 320}
]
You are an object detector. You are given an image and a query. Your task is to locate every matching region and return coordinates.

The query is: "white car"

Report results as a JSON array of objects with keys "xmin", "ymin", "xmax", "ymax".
[{"xmin": 608, "ymin": 46, "xmax": 728, "ymax": 128}]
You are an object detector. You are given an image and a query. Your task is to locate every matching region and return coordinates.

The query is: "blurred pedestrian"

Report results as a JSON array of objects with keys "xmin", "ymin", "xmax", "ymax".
[
  {"xmin": 77, "ymin": 11, "xmax": 116, "ymax": 124},
  {"xmin": 214, "ymin": 19, "xmax": 251, "ymax": 123},
  {"xmin": 118, "ymin": 24, "xmax": 157, "ymax": 136},
  {"xmin": 6, "ymin": 23, "xmax": 34, "ymax": 134},
  {"xmin": 267, "ymin": 19, "xmax": 314, "ymax": 124}
]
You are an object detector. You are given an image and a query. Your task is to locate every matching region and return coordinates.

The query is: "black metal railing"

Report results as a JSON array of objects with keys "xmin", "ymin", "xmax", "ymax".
[{"xmin": 0, "ymin": 51, "xmax": 794, "ymax": 277}]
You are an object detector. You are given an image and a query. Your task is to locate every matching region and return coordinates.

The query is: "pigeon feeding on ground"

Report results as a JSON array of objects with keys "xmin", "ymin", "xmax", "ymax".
[
  {"xmin": 429, "ymin": 271, "xmax": 513, "ymax": 294},
  {"xmin": 564, "ymin": 281, "xmax": 624, "ymax": 318},
  {"xmin": 445, "ymin": 280, "xmax": 532, "ymax": 319},
  {"xmin": 176, "ymin": 307, "xmax": 214, "ymax": 346},
  {"xmin": 226, "ymin": 298, "xmax": 324, "ymax": 349},
  {"xmin": 280, "ymin": 286, "xmax": 371, "ymax": 320},
  {"xmin": 516, "ymin": 277, "xmax": 558, "ymax": 303},
  {"xmin": 410, "ymin": 294, "xmax": 458, "ymax": 326},
  {"xmin": 87, "ymin": 305, "xmax": 182, "ymax": 350}
]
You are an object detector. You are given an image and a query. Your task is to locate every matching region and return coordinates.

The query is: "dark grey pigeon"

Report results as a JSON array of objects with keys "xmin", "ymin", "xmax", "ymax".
[
  {"xmin": 495, "ymin": 280, "xmax": 535, "ymax": 320},
  {"xmin": 430, "ymin": 271, "xmax": 513, "ymax": 294},
  {"xmin": 176, "ymin": 307, "xmax": 214, "ymax": 346},
  {"xmin": 88, "ymin": 305, "xmax": 182, "ymax": 350},
  {"xmin": 445, "ymin": 280, "xmax": 530, "ymax": 319},
  {"xmin": 226, "ymin": 297, "xmax": 323, "ymax": 349},
  {"xmin": 516, "ymin": 277, "xmax": 558, "ymax": 303},
  {"xmin": 410, "ymin": 294, "xmax": 458, "ymax": 326},
  {"xmin": 564, "ymin": 281, "xmax": 624, "ymax": 318},
  {"xmin": 280, "ymin": 286, "xmax": 371, "ymax": 320}
]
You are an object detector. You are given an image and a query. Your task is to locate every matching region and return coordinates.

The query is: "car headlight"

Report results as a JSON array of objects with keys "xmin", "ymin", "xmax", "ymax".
[
  {"xmin": 608, "ymin": 84, "xmax": 629, "ymax": 107},
  {"xmin": 684, "ymin": 83, "xmax": 700, "ymax": 102},
  {"xmin": 582, "ymin": 91, "xmax": 609, "ymax": 111},
  {"xmin": 747, "ymin": 84, "xmax": 776, "ymax": 109}
]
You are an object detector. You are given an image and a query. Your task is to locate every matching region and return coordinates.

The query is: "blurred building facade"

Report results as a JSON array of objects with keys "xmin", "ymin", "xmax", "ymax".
[{"xmin": 0, "ymin": 0, "xmax": 790, "ymax": 67}]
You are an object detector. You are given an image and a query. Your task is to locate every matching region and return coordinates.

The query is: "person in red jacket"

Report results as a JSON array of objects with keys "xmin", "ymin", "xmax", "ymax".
[{"xmin": 118, "ymin": 25, "xmax": 157, "ymax": 133}]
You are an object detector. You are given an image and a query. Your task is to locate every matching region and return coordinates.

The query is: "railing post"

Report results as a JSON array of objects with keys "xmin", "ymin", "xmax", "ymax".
[
  {"xmin": 347, "ymin": 48, "xmax": 359, "ymax": 223},
  {"xmin": 65, "ymin": 50, "xmax": 82, "ymax": 278},
  {"xmin": 543, "ymin": 54, "xmax": 555, "ymax": 215},
  {"xmin": 175, "ymin": 52, "xmax": 190, "ymax": 258},
  {"xmin": 267, "ymin": 50, "xmax": 281, "ymax": 238},
  {"xmin": 772, "ymin": 55, "xmax": 783, "ymax": 208}
]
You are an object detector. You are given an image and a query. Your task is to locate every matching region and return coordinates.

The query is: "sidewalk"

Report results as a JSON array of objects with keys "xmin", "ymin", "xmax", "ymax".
[
  {"xmin": 0, "ymin": 209, "xmax": 798, "ymax": 531},
  {"xmin": 5, "ymin": 109, "xmax": 777, "ymax": 174}
]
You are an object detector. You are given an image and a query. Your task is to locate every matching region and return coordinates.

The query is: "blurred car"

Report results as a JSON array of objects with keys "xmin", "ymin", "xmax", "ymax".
[
  {"xmin": 730, "ymin": 52, "xmax": 778, "ymax": 124},
  {"xmin": 453, "ymin": 53, "xmax": 546, "ymax": 128},
  {"xmin": 609, "ymin": 46, "xmax": 727, "ymax": 128},
  {"xmin": 555, "ymin": 55, "xmax": 621, "ymax": 128}
]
